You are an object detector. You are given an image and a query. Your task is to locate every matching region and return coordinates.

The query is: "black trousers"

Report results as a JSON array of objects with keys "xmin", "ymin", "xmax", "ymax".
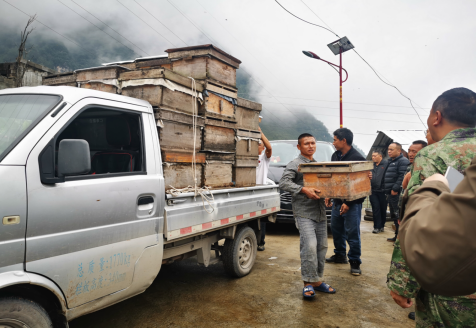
[
  {"xmin": 387, "ymin": 194, "xmax": 400, "ymax": 236},
  {"xmin": 259, "ymin": 222, "xmax": 266, "ymax": 246},
  {"xmin": 369, "ymin": 191, "xmax": 387, "ymax": 229}
]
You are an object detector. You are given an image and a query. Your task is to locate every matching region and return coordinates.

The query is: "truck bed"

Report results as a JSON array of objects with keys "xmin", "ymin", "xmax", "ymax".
[{"xmin": 164, "ymin": 185, "xmax": 280, "ymax": 242}]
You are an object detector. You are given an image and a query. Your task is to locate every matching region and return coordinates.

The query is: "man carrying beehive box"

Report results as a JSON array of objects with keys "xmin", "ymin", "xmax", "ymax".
[
  {"xmin": 279, "ymin": 133, "xmax": 336, "ymax": 299},
  {"xmin": 324, "ymin": 128, "xmax": 367, "ymax": 276}
]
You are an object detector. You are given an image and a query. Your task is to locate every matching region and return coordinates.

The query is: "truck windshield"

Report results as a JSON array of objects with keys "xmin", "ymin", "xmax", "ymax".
[
  {"xmin": 269, "ymin": 140, "xmax": 335, "ymax": 166},
  {"xmin": 0, "ymin": 94, "xmax": 61, "ymax": 162}
]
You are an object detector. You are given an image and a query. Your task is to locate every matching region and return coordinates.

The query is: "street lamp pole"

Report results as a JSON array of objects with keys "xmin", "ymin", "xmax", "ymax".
[{"xmin": 339, "ymin": 47, "xmax": 343, "ymax": 128}]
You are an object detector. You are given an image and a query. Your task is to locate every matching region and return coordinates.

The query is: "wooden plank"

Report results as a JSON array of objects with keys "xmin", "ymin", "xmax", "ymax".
[
  {"xmin": 76, "ymin": 67, "xmax": 126, "ymax": 82},
  {"xmin": 201, "ymin": 92, "xmax": 235, "ymax": 118},
  {"xmin": 303, "ymin": 170, "xmax": 371, "ymax": 201},
  {"xmin": 154, "ymin": 108, "xmax": 205, "ymax": 126},
  {"xmin": 166, "ymin": 45, "xmax": 241, "ymax": 68},
  {"xmin": 172, "ymin": 57, "xmax": 208, "ymax": 80},
  {"xmin": 234, "ymin": 156, "xmax": 259, "ymax": 167},
  {"xmin": 237, "ymin": 97, "xmax": 262, "ymax": 111},
  {"xmin": 159, "ymin": 121, "xmax": 202, "ymax": 151},
  {"xmin": 205, "ymin": 81, "xmax": 238, "ymax": 98},
  {"xmin": 161, "ymin": 150, "xmax": 206, "ymax": 163},
  {"xmin": 300, "ymin": 161, "xmax": 373, "ymax": 173},
  {"xmin": 236, "ymin": 129, "xmax": 260, "ymax": 138},
  {"xmin": 162, "ymin": 68, "xmax": 204, "ymax": 92},
  {"xmin": 202, "ymin": 162, "xmax": 233, "ymax": 188},
  {"xmin": 81, "ymin": 82, "xmax": 117, "ymax": 94},
  {"xmin": 236, "ymin": 139, "xmax": 259, "ymax": 157},
  {"xmin": 204, "ymin": 117, "xmax": 236, "ymax": 129},
  {"xmin": 204, "ymin": 152, "xmax": 235, "ymax": 161},
  {"xmin": 119, "ymin": 68, "xmax": 164, "ymax": 81},
  {"xmin": 233, "ymin": 167, "xmax": 256, "ymax": 187},
  {"xmin": 235, "ymin": 106, "xmax": 260, "ymax": 131},
  {"xmin": 121, "ymin": 85, "xmax": 163, "ymax": 106},
  {"xmin": 202, "ymin": 125, "xmax": 235, "ymax": 152},
  {"xmin": 42, "ymin": 73, "xmax": 76, "ymax": 85},
  {"xmin": 160, "ymin": 87, "xmax": 199, "ymax": 115},
  {"xmin": 206, "ymin": 57, "xmax": 236, "ymax": 87},
  {"xmin": 163, "ymin": 163, "xmax": 202, "ymax": 190},
  {"xmin": 136, "ymin": 58, "xmax": 172, "ymax": 68}
]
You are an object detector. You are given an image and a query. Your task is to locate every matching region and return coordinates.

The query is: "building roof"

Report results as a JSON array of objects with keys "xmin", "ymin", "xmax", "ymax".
[{"xmin": 366, "ymin": 130, "xmax": 426, "ymax": 160}]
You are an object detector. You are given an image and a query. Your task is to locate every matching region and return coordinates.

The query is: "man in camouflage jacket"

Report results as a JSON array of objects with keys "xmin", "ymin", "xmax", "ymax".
[{"xmin": 387, "ymin": 88, "xmax": 476, "ymax": 327}]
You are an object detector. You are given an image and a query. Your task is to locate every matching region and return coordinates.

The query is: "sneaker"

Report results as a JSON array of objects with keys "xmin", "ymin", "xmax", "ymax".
[
  {"xmin": 408, "ymin": 312, "xmax": 415, "ymax": 320},
  {"xmin": 372, "ymin": 228, "xmax": 380, "ymax": 234},
  {"xmin": 326, "ymin": 254, "xmax": 348, "ymax": 264},
  {"xmin": 349, "ymin": 260, "xmax": 361, "ymax": 276},
  {"xmin": 387, "ymin": 236, "xmax": 396, "ymax": 242},
  {"xmin": 258, "ymin": 245, "xmax": 265, "ymax": 251},
  {"xmin": 379, "ymin": 227, "xmax": 385, "ymax": 232}
]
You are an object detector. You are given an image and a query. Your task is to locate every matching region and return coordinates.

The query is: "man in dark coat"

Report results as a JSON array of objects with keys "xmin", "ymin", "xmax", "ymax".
[
  {"xmin": 369, "ymin": 150, "xmax": 388, "ymax": 234},
  {"xmin": 325, "ymin": 128, "xmax": 366, "ymax": 276},
  {"xmin": 383, "ymin": 142, "xmax": 409, "ymax": 242}
]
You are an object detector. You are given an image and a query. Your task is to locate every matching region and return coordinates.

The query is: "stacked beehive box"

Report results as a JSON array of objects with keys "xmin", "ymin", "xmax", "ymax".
[{"xmin": 41, "ymin": 44, "xmax": 262, "ymax": 189}]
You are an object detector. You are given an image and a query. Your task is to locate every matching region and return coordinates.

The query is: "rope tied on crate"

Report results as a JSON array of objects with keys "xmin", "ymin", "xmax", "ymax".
[{"xmin": 165, "ymin": 77, "xmax": 216, "ymax": 214}]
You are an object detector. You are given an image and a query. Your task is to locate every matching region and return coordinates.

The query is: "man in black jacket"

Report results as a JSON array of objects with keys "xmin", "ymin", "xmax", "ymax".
[
  {"xmin": 325, "ymin": 128, "xmax": 366, "ymax": 276},
  {"xmin": 370, "ymin": 150, "xmax": 388, "ymax": 234},
  {"xmin": 384, "ymin": 142, "xmax": 409, "ymax": 242}
]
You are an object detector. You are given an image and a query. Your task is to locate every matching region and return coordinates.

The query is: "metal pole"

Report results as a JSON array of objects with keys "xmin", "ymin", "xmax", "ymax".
[{"xmin": 339, "ymin": 47, "xmax": 343, "ymax": 128}]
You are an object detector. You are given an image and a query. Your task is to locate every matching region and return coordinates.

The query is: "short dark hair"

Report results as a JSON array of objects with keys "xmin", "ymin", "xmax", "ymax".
[
  {"xmin": 390, "ymin": 142, "xmax": 402, "ymax": 151},
  {"xmin": 298, "ymin": 133, "xmax": 315, "ymax": 145},
  {"xmin": 333, "ymin": 128, "xmax": 353, "ymax": 146},
  {"xmin": 432, "ymin": 88, "xmax": 476, "ymax": 126},
  {"xmin": 372, "ymin": 150, "xmax": 383, "ymax": 157},
  {"xmin": 412, "ymin": 140, "xmax": 428, "ymax": 148}
]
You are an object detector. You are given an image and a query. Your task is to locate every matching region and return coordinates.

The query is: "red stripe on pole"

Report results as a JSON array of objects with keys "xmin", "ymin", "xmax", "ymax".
[
  {"xmin": 202, "ymin": 222, "xmax": 212, "ymax": 230},
  {"xmin": 221, "ymin": 218, "xmax": 229, "ymax": 225},
  {"xmin": 237, "ymin": 215, "xmax": 244, "ymax": 220},
  {"xmin": 180, "ymin": 227, "xmax": 192, "ymax": 235},
  {"xmin": 250, "ymin": 212, "xmax": 256, "ymax": 217}
]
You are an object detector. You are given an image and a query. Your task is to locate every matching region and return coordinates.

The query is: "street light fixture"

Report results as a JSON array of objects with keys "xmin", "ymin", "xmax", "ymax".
[{"xmin": 303, "ymin": 36, "xmax": 354, "ymax": 128}]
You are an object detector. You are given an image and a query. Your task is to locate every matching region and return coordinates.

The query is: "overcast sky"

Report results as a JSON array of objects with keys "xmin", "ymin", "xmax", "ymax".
[{"xmin": 2, "ymin": 0, "xmax": 476, "ymax": 153}]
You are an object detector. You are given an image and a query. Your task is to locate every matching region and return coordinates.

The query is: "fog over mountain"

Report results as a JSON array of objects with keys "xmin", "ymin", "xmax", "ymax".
[{"xmin": 1, "ymin": 0, "xmax": 476, "ymax": 153}]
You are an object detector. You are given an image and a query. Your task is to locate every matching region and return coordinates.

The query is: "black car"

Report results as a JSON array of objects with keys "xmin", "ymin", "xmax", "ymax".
[{"xmin": 266, "ymin": 140, "xmax": 335, "ymax": 225}]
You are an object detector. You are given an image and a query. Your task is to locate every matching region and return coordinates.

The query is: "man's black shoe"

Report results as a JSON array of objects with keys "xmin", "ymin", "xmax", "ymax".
[
  {"xmin": 258, "ymin": 245, "xmax": 265, "ymax": 251},
  {"xmin": 349, "ymin": 260, "xmax": 361, "ymax": 276},
  {"xmin": 408, "ymin": 312, "xmax": 415, "ymax": 320},
  {"xmin": 387, "ymin": 236, "xmax": 397, "ymax": 242},
  {"xmin": 326, "ymin": 254, "xmax": 348, "ymax": 264},
  {"xmin": 372, "ymin": 228, "xmax": 380, "ymax": 234}
]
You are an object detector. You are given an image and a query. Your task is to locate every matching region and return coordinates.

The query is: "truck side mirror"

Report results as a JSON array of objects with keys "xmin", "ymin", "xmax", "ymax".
[{"xmin": 58, "ymin": 139, "xmax": 91, "ymax": 176}]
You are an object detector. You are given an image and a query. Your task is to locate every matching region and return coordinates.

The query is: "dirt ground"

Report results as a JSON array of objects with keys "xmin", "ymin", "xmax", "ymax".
[{"xmin": 70, "ymin": 219, "xmax": 415, "ymax": 328}]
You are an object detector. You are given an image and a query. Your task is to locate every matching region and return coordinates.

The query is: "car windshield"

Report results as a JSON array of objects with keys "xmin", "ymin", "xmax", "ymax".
[
  {"xmin": 269, "ymin": 140, "xmax": 335, "ymax": 166},
  {"xmin": 0, "ymin": 94, "xmax": 61, "ymax": 161}
]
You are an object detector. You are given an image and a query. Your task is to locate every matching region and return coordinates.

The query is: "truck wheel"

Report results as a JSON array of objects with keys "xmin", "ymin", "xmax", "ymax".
[
  {"xmin": 0, "ymin": 297, "xmax": 53, "ymax": 328},
  {"xmin": 222, "ymin": 226, "xmax": 257, "ymax": 277}
]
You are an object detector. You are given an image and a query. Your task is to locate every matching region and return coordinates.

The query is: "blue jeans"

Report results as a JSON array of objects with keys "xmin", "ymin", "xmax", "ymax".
[{"xmin": 331, "ymin": 203, "xmax": 362, "ymax": 263}]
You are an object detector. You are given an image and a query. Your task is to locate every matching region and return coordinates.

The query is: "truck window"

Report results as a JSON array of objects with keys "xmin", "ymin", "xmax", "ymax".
[
  {"xmin": 0, "ymin": 94, "xmax": 61, "ymax": 162},
  {"xmin": 44, "ymin": 106, "xmax": 145, "ymax": 180}
]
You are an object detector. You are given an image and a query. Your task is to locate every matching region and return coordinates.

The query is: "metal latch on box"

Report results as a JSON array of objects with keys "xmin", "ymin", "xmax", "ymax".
[{"xmin": 3, "ymin": 216, "xmax": 20, "ymax": 225}]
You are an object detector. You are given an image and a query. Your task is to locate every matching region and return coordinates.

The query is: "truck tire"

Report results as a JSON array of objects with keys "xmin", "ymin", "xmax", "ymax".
[
  {"xmin": 222, "ymin": 226, "xmax": 257, "ymax": 277},
  {"xmin": 0, "ymin": 297, "xmax": 53, "ymax": 328}
]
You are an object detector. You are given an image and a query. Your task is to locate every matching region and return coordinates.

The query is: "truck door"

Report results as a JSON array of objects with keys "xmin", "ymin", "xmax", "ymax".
[{"xmin": 25, "ymin": 98, "xmax": 164, "ymax": 308}]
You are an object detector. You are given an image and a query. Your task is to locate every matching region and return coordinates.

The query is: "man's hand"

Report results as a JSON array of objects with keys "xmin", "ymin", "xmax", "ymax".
[
  {"xmin": 402, "ymin": 172, "xmax": 411, "ymax": 190},
  {"xmin": 340, "ymin": 203, "xmax": 350, "ymax": 215},
  {"xmin": 325, "ymin": 198, "xmax": 332, "ymax": 207},
  {"xmin": 424, "ymin": 173, "xmax": 449, "ymax": 188},
  {"xmin": 301, "ymin": 187, "xmax": 321, "ymax": 200},
  {"xmin": 390, "ymin": 290, "xmax": 413, "ymax": 308},
  {"xmin": 391, "ymin": 190, "xmax": 398, "ymax": 196},
  {"xmin": 368, "ymin": 171, "xmax": 372, "ymax": 180}
]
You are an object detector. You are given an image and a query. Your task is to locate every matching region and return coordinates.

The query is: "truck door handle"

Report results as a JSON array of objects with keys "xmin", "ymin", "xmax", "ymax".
[{"xmin": 138, "ymin": 196, "xmax": 154, "ymax": 205}]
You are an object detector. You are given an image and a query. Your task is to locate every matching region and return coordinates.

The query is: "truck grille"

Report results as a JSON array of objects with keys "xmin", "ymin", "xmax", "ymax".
[{"xmin": 280, "ymin": 191, "xmax": 292, "ymax": 203}]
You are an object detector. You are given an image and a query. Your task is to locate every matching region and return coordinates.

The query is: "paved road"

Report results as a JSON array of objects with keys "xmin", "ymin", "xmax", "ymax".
[{"xmin": 70, "ymin": 219, "xmax": 414, "ymax": 328}]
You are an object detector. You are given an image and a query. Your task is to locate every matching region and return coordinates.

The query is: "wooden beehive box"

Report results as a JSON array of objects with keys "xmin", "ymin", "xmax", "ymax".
[
  {"xmin": 202, "ymin": 121, "xmax": 236, "ymax": 153},
  {"xmin": 76, "ymin": 65, "xmax": 130, "ymax": 82},
  {"xmin": 166, "ymin": 44, "xmax": 241, "ymax": 87},
  {"xmin": 200, "ymin": 91, "xmax": 235, "ymax": 120},
  {"xmin": 235, "ymin": 97, "xmax": 262, "ymax": 131},
  {"xmin": 300, "ymin": 161, "xmax": 373, "ymax": 200},
  {"xmin": 42, "ymin": 72, "xmax": 76, "ymax": 86},
  {"xmin": 233, "ymin": 167, "xmax": 256, "ymax": 187},
  {"xmin": 202, "ymin": 161, "xmax": 234, "ymax": 188},
  {"xmin": 236, "ymin": 130, "xmax": 260, "ymax": 157},
  {"xmin": 80, "ymin": 81, "xmax": 118, "ymax": 94},
  {"xmin": 163, "ymin": 163, "xmax": 202, "ymax": 190}
]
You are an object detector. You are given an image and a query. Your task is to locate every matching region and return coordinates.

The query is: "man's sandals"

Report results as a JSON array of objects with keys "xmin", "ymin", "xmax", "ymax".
[{"xmin": 303, "ymin": 283, "xmax": 336, "ymax": 299}]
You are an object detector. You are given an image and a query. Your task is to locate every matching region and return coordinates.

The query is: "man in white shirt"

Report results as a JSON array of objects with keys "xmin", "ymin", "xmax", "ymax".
[{"xmin": 257, "ymin": 127, "xmax": 272, "ymax": 251}]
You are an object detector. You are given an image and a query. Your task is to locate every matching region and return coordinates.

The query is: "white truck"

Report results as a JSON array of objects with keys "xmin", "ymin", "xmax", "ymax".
[{"xmin": 0, "ymin": 86, "xmax": 279, "ymax": 328}]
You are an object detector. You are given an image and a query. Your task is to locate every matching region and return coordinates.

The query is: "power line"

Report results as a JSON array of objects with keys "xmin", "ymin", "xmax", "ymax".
[
  {"xmin": 57, "ymin": 0, "xmax": 140, "ymax": 56},
  {"xmin": 69, "ymin": 0, "xmax": 150, "ymax": 56},
  {"xmin": 116, "ymin": 0, "xmax": 177, "ymax": 47},
  {"xmin": 274, "ymin": 0, "xmax": 429, "ymax": 127},
  {"xmin": 3, "ymin": 0, "xmax": 83, "ymax": 48},
  {"xmin": 134, "ymin": 0, "xmax": 188, "ymax": 47}
]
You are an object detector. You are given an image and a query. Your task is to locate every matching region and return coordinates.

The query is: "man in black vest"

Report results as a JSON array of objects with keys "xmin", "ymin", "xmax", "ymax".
[
  {"xmin": 384, "ymin": 142, "xmax": 409, "ymax": 243},
  {"xmin": 325, "ymin": 128, "xmax": 366, "ymax": 276}
]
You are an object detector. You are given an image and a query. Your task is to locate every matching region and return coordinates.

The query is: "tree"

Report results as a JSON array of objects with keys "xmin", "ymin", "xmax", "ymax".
[{"xmin": 15, "ymin": 15, "xmax": 36, "ymax": 87}]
